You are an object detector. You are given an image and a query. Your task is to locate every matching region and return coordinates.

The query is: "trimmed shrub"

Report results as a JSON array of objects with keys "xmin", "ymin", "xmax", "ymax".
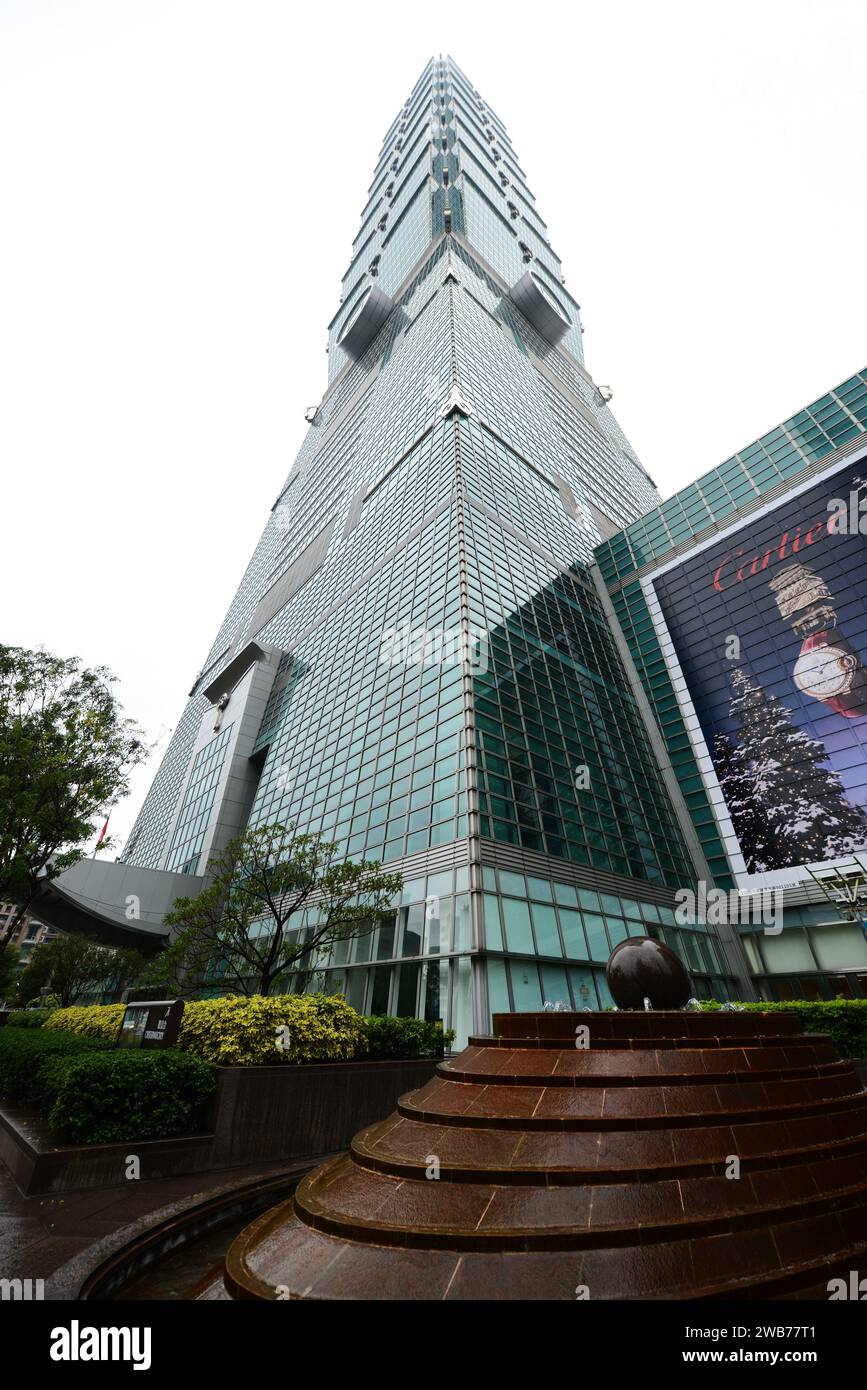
[
  {"xmin": 361, "ymin": 1015, "xmax": 455, "ymax": 1059},
  {"xmin": 702, "ymin": 998, "xmax": 867, "ymax": 1058},
  {"xmin": 48, "ymin": 1049, "xmax": 216, "ymax": 1144},
  {"xmin": 0, "ymin": 1028, "xmax": 109, "ymax": 1109},
  {"xmin": 178, "ymin": 993, "xmax": 365, "ymax": 1066},
  {"xmin": 43, "ymin": 1003, "xmax": 126, "ymax": 1041},
  {"xmin": 35, "ymin": 994, "xmax": 453, "ymax": 1065},
  {"xmin": 0, "ymin": 1028, "xmax": 214, "ymax": 1143},
  {"xmin": 5, "ymin": 1009, "xmax": 54, "ymax": 1029}
]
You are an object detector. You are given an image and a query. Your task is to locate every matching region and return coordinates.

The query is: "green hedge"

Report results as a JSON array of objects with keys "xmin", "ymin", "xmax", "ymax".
[
  {"xmin": 43, "ymin": 1003, "xmax": 125, "ymax": 1041},
  {"xmin": 32, "ymin": 996, "xmax": 369, "ymax": 1061},
  {"xmin": 48, "ymin": 1050, "xmax": 216, "ymax": 1144},
  {"xmin": 0, "ymin": 1029, "xmax": 215, "ymax": 1143},
  {"xmin": 4, "ymin": 1009, "xmax": 53, "ymax": 1029},
  {"xmin": 702, "ymin": 999, "xmax": 867, "ymax": 1058},
  {"xmin": 749, "ymin": 999, "xmax": 867, "ymax": 1058},
  {"xmin": 0, "ymin": 1028, "xmax": 109, "ymax": 1109},
  {"xmin": 361, "ymin": 1015, "xmax": 454, "ymax": 1059},
  {"xmin": 177, "ymin": 993, "xmax": 365, "ymax": 1066},
  {"xmin": 30, "ymin": 997, "xmax": 454, "ymax": 1065}
]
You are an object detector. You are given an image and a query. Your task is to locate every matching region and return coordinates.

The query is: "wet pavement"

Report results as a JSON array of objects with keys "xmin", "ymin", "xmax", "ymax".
[{"xmin": 0, "ymin": 1151, "xmax": 316, "ymax": 1299}]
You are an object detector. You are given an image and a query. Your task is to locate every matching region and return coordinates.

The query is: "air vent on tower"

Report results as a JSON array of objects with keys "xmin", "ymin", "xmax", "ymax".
[
  {"xmin": 336, "ymin": 285, "xmax": 395, "ymax": 359},
  {"xmin": 508, "ymin": 271, "xmax": 571, "ymax": 346}
]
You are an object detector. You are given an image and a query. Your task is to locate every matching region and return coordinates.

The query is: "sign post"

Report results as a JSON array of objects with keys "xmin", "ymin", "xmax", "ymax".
[{"xmin": 116, "ymin": 999, "xmax": 185, "ymax": 1050}]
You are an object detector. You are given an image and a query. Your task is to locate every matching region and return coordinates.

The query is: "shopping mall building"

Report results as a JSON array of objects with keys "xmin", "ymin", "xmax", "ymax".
[{"xmin": 597, "ymin": 376, "xmax": 867, "ymax": 1008}]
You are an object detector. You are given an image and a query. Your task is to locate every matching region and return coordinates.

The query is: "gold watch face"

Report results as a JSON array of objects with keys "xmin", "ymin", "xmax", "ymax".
[{"xmin": 793, "ymin": 645, "xmax": 857, "ymax": 698}]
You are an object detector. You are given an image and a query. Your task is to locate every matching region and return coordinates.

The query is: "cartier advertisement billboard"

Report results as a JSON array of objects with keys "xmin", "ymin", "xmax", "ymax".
[{"xmin": 649, "ymin": 450, "xmax": 867, "ymax": 879}]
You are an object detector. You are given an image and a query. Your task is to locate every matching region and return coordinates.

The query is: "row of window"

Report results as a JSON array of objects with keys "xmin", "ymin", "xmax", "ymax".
[{"xmin": 599, "ymin": 371, "xmax": 867, "ymax": 580}]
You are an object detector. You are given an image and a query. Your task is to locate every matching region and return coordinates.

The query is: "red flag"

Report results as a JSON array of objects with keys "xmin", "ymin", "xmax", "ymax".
[{"xmin": 96, "ymin": 816, "xmax": 110, "ymax": 846}]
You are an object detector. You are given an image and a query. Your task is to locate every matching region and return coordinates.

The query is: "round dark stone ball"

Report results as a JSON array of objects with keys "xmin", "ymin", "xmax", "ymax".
[{"xmin": 606, "ymin": 936, "xmax": 692, "ymax": 1010}]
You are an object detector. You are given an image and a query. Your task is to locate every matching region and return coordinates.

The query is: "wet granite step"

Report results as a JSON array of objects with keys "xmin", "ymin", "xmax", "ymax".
[
  {"xmin": 291, "ymin": 1151, "xmax": 867, "ymax": 1253},
  {"xmin": 220, "ymin": 1204, "xmax": 867, "ymax": 1301},
  {"xmin": 212, "ymin": 1010, "xmax": 867, "ymax": 1301}
]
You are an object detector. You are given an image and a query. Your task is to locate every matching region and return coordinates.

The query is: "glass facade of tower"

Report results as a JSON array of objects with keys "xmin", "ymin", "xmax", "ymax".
[{"xmin": 125, "ymin": 57, "xmax": 745, "ymax": 1042}]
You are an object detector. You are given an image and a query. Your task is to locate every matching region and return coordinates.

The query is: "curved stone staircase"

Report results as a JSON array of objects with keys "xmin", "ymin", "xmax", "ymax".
[{"xmin": 204, "ymin": 1010, "xmax": 867, "ymax": 1300}]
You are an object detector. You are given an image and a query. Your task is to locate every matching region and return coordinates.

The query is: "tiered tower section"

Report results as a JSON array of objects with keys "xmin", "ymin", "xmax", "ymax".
[{"xmin": 123, "ymin": 58, "xmax": 742, "ymax": 1037}]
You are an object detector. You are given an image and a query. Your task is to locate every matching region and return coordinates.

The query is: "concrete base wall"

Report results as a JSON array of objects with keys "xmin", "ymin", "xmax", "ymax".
[{"xmin": 0, "ymin": 1056, "xmax": 439, "ymax": 1194}]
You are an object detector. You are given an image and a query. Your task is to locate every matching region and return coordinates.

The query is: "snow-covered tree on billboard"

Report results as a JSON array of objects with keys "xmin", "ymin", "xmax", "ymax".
[
  {"xmin": 712, "ymin": 730, "xmax": 773, "ymax": 872},
  {"xmin": 713, "ymin": 668, "xmax": 867, "ymax": 872}
]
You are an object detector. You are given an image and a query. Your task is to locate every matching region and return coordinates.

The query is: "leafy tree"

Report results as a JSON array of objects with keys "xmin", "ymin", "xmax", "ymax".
[
  {"xmin": 14, "ymin": 940, "xmax": 54, "ymax": 1005},
  {"xmin": 0, "ymin": 942, "xmax": 19, "ymax": 1003},
  {"xmin": 144, "ymin": 822, "xmax": 403, "ymax": 997},
  {"xmin": 95, "ymin": 945, "xmax": 147, "ymax": 1001},
  {"xmin": 15, "ymin": 933, "xmax": 145, "ymax": 1008},
  {"xmin": 0, "ymin": 645, "xmax": 146, "ymax": 936}
]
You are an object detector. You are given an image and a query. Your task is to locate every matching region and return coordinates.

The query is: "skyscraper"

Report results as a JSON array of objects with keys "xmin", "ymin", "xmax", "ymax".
[{"xmin": 122, "ymin": 56, "xmax": 750, "ymax": 1041}]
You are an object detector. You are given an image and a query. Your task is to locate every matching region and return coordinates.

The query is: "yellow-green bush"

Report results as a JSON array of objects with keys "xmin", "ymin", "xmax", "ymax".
[
  {"xmin": 43, "ymin": 1003, "xmax": 126, "ymax": 1042},
  {"xmin": 178, "ymin": 993, "xmax": 364, "ymax": 1066}
]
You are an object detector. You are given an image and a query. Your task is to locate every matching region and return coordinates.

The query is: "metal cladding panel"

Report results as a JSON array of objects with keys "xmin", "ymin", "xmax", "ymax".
[
  {"xmin": 202, "ymin": 640, "xmax": 269, "ymax": 702},
  {"xmin": 245, "ymin": 518, "xmax": 335, "ymax": 642},
  {"xmin": 337, "ymin": 286, "xmax": 395, "ymax": 358},
  {"xmin": 509, "ymin": 270, "xmax": 571, "ymax": 345}
]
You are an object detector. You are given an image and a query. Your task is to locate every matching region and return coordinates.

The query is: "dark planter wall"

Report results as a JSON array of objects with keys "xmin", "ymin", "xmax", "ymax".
[
  {"xmin": 209, "ymin": 1057, "xmax": 438, "ymax": 1167},
  {"xmin": 2, "ymin": 1056, "xmax": 440, "ymax": 1195}
]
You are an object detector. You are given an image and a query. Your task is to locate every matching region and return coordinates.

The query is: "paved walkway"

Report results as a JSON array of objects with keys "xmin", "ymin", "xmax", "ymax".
[{"xmin": 0, "ymin": 1152, "xmax": 311, "ymax": 1299}]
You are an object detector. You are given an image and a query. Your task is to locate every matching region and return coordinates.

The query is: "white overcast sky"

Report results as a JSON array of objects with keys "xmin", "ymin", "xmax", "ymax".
[{"xmin": 2, "ymin": 0, "xmax": 866, "ymax": 854}]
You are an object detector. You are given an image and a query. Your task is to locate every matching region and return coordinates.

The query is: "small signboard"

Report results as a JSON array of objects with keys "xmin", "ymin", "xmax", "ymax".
[{"xmin": 116, "ymin": 999, "xmax": 184, "ymax": 1050}]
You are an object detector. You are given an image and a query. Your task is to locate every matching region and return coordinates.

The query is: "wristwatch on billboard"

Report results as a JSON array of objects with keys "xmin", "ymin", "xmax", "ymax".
[{"xmin": 769, "ymin": 564, "xmax": 867, "ymax": 718}]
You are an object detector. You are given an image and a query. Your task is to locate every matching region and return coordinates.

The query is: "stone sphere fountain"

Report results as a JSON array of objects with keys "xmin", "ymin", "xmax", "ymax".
[
  {"xmin": 198, "ymin": 943, "xmax": 867, "ymax": 1300},
  {"xmin": 606, "ymin": 935, "xmax": 691, "ymax": 1010}
]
